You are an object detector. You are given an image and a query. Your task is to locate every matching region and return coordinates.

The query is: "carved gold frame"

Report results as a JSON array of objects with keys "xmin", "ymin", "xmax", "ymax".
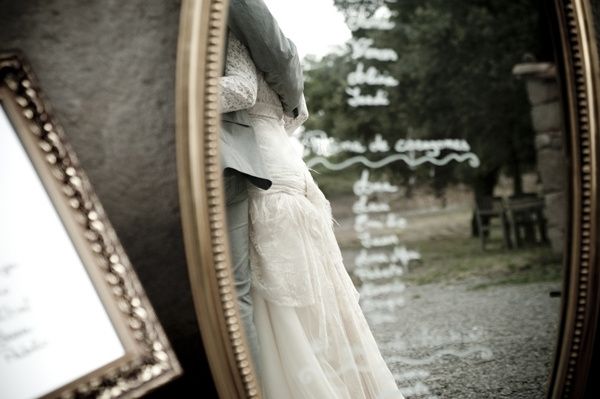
[
  {"xmin": 175, "ymin": 0, "xmax": 600, "ymax": 398},
  {"xmin": 176, "ymin": 1, "xmax": 259, "ymax": 398},
  {"xmin": 0, "ymin": 52, "xmax": 181, "ymax": 398}
]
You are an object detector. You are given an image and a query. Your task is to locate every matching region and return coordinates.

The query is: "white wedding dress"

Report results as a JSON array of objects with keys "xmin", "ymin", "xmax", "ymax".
[{"xmin": 220, "ymin": 33, "xmax": 402, "ymax": 399}]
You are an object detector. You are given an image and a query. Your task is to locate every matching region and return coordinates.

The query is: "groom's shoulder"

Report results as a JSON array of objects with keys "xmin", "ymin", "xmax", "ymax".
[{"xmin": 227, "ymin": 0, "xmax": 282, "ymax": 43}]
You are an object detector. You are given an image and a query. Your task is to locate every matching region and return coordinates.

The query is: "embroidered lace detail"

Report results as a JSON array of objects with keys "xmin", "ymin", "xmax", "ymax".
[
  {"xmin": 220, "ymin": 31, "xmax": 309, "ymax": 134},
  {"xmin": 219, "ymin": 32, "xmax": 258, "ymax": 113}
]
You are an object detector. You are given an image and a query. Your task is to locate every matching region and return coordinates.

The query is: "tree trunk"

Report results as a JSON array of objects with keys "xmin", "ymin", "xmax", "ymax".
[{"xmin": 510, "ymin": 149, "xmax": 524, "ymax": 196}]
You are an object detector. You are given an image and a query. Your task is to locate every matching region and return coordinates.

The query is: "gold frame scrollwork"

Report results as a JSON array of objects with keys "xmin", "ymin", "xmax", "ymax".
[
  {"xmin": 175, "ymin": 0, "xmax": 600, "ymax": 398},
  {"xmin": 0, "ymin": 52, "xmax": 181, "ymax": 398}
]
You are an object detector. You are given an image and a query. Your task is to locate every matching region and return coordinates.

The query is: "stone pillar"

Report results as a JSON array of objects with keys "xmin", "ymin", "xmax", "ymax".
[{"xmin": 513, "ymin": 63, "xmax": 567, "ymax": 256}]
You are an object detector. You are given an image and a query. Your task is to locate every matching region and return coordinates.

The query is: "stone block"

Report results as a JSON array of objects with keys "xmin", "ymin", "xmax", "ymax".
[
  {"xmin": 537, "ymin": 148, "xmax": 568, "ymax": 193},
  {"xmin": 526, "ymin": 79, "xmax": 560, "ymax": 105},
  {"xmin": 550, "ymin": 132, "xmax": 567, "ymax": 149},
  {"xmin": 535, "ymin": 132, "xmax": 551, "ymax": 150},
  {"xmin": 531, "ymin": 101, "xmax": 563, "ymax": 132},
  {"xmin": 547, "ymin": 227, "xmax": 565, "ymax": 256},
  {"xmin": 544, "ymin": 191, "xmax": 567, "ymax": 231},
  {"xmin": 536, "ymin": 130, "xmax": 565, "ymax": 151},
  {"xmin": 545, "ymin": 191, "xmax": 567, "ymax": 256}
]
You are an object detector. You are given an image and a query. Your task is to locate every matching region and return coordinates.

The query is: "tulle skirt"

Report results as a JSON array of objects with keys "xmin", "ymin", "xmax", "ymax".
[{"xmin": 247, "ymin": 113, "xmax": 402, "ymax": 399}]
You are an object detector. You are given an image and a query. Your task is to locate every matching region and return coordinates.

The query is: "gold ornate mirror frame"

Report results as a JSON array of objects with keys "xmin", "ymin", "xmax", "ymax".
[
  {"xmin": 549, "ymin": 0, "xmax": 600, "ymax": 398},
  {"xmin": 175, "ymin": 0, "xmax": 600, "ymax": 398},
  {"xmin": 175, "ymin": 1, "xmax": 258, "ymax": 398}
]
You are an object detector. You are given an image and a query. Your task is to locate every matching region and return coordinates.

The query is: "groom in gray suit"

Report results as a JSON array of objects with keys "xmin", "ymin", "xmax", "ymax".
[{"xmin": 222, "ymin": 0, "xmax": 303, "ymax": 374}]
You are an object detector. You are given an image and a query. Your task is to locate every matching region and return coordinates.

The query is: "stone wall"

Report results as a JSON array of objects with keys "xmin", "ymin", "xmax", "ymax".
[
  {"xmin": 0, "ymin": 1, "xmax": 216, "ymax": 397},
  {"xmin": 513, "ymin": 63, "xmax": 567, "ymax": 256}
]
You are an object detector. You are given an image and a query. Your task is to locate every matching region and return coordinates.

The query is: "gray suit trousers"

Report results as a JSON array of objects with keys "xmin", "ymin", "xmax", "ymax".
[{"xmin": 224, "ymin": 170, "xmax": 261, "ymax": 376}]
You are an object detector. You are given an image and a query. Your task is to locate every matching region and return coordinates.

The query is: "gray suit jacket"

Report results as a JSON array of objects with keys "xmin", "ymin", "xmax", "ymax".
[{"xmin": 221, "ymin": 0, "xmax": 303, "ymax": 190}]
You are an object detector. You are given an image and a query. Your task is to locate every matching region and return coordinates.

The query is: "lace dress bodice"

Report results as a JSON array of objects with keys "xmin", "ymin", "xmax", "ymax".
[
  {"xmin": 220, "ymin": 32, "xmax": 308, "ymax": 133},
  {"xmin": 254, "ymin": 68, "xmax": 284, "ymax": 117},
  {"xmin": 219, "ymin": 32, "xmax": 258, "ymax": 114},
  {"xmin": 220, "ymin": 32, "xmax": 336, "ymax": 307}
]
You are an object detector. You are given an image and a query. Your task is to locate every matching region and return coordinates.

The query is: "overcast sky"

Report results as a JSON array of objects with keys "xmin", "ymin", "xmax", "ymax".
[{"xmin": 263, "ymin": 0, "xmax": 351, "ymax": 60}]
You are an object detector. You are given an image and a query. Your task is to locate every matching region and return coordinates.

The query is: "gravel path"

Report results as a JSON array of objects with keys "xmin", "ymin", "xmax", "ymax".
[{"xmin": 362, "ymin": 280, "xmax": 562, "ymax": 398}]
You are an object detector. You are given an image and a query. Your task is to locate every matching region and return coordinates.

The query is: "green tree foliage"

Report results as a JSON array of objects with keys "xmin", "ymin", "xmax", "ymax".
[{"xmin": 304, "ymin": 0, "xmax": 547, "ymax": 201}]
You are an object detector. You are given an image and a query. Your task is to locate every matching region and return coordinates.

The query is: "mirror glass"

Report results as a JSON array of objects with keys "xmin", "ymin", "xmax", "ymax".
[
  {"xmin": 0, "ymin": 100, "xmax": 125, "ymax": 399},
  {"xmin": 221, "ymin": 1, "xmax": 565, "ymax": 397}
]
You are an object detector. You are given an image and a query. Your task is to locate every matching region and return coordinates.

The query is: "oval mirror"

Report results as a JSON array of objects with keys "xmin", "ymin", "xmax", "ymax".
[{"xmin": 176, "ymin": 0, "xmax": 600, "ymax": 398}]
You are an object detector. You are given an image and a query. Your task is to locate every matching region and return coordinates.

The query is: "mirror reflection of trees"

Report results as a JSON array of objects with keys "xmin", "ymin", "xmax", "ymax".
[{"xmin": 305, "ymin": 0, "xmax": 549, "ymax": 208}]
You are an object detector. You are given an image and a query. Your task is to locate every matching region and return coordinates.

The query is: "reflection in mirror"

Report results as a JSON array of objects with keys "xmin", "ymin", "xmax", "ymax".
[{"xmin": 220, "ymin": 1, "xmax": 564, "ymax": 397}]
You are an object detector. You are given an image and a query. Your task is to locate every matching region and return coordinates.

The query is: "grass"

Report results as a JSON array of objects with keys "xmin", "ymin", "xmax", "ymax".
[
  {"xmin": 311, "ymin": 166, "xmax": 358, "ymax": 198},
  {"xmin": 322, "ymin": 178, "xmax": 564, "ymax": 290},
  {"xmin": 312, "ymin": 165, "xmax": 396, "ymax": 199},
  {"xmin": 402, "ymin": 233, "xmax": 563, "ymax": 289}
]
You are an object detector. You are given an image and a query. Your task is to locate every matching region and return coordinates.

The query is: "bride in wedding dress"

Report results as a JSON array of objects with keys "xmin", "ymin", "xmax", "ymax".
[{"xmin": 219, "ymin": 31, "xmax": 403, "ymax": 399}]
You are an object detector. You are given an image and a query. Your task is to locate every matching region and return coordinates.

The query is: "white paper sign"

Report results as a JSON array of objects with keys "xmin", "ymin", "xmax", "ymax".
[{"xmin": 0, "ymin": 105, "xmax": 125, "ymax": 399}]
